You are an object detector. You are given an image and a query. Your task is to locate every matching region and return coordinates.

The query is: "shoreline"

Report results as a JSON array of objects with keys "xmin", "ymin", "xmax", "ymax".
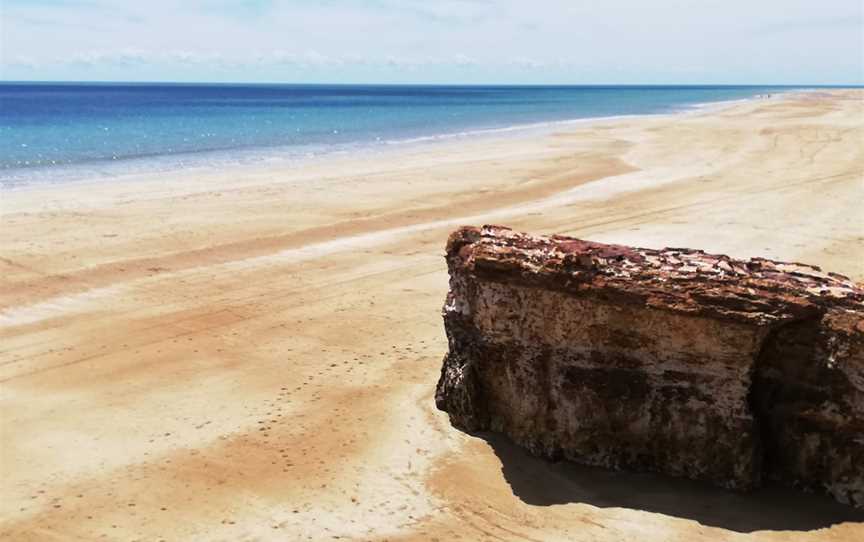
[
  {"xmin": 0, "ymin": 88, "xmax": 813, "ymax": 194},
  {"xmin": 1, "ymin": 88, "xmax": 862, "ymax": 541}
]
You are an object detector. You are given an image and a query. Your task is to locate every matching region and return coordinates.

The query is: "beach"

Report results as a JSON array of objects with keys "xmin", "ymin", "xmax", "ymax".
[{"xmin": 1, "ymin": 89, "xmax": 863, "ymax": 540}]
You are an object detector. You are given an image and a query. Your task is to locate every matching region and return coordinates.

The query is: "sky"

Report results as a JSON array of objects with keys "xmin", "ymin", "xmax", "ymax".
[{"xmin": 1, "ymin": 0, "xmax": 862, "ymax": 84}]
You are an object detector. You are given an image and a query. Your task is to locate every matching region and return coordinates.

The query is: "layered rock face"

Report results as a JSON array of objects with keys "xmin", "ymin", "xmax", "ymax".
[{"xmin": 436, "ymin": 225, "xmax": 864, "ymax": 507}]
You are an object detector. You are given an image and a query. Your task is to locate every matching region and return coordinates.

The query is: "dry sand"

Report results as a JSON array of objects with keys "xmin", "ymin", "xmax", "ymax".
[{"xmin": 1, "ymin": 89, "xmax": 863, "ymax": 541}]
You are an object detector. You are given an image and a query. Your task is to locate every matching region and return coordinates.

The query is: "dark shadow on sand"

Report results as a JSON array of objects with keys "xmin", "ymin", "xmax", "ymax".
[{"xmin": 480, "ymin": 432, "xmax": 864, "ymax": 533}]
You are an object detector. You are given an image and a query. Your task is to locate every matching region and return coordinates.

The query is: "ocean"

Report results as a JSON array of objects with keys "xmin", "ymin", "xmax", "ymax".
[{"xmin": 0, "ymin": 83, "xmax": 804, "ymax": 188}]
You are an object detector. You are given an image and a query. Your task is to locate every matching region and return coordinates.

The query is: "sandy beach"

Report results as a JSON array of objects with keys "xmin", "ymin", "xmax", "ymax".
[{"xmin": 1, "ymin": 89, "xmax": 863, "ymax": 541}]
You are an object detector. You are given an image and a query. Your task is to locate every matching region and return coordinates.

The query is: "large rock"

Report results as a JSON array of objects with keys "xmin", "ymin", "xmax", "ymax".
[{"xmin": 436, "ymin": 225, "xmax": 864, "ymax": 507}]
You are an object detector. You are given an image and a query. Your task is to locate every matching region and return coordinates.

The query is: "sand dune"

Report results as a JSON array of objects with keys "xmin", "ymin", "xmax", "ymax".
[{"xmin": 1, "ymin": 90, "xmax": 863, "ymax": 541}]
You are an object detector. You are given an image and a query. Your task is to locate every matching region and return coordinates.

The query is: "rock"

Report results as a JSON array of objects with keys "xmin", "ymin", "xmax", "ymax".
[{"xmin": 436, "ymin": 225, "xmax": 864, "ymax": 507}]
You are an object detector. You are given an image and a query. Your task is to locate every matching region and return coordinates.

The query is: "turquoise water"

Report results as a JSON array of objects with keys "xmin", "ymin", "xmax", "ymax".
[{"xmin": 0, "ymin": 84, "xmax": 805, "ymax": 187}]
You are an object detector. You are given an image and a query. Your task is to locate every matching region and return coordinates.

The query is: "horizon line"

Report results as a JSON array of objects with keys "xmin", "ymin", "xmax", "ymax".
[{"xmin": 1, "ymin": 80, "xmax": 863, "ymax": 88}]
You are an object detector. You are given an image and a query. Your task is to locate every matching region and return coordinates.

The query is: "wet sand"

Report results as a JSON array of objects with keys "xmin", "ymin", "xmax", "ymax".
[{"xmin": 1, "ymin": 89, "xmax": 863, "ymax": 541}]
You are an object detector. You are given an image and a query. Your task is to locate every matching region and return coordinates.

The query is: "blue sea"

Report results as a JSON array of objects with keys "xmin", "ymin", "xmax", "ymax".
[{"xmin": 0, "ymin": 83, "xmax": 809, "ymax": 188}]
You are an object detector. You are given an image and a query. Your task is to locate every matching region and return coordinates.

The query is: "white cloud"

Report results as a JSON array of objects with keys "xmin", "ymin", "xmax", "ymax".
[{"xmin": 1, "ymin": 0, "xmax": 861, "ymax": 83}]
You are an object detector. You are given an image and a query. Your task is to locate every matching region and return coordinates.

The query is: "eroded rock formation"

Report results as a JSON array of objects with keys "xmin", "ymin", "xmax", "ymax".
[{"xmin": 436, "ymin": 225, "xmax": 864, "ymax": 507}]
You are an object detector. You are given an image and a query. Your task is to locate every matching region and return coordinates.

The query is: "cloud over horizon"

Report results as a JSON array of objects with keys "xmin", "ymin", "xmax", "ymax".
[{"xmin": 1, "ymin": 0, "xmax": 862, "ymax": 83}]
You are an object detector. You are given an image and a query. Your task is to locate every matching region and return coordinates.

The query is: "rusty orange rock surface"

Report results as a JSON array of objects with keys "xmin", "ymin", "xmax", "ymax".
[{"xmin": 437, "ymin": 225, "xmax": 864, "ymax": 507}]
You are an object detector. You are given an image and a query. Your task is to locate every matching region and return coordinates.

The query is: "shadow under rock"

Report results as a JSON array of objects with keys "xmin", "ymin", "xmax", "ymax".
[{"xmin": 481, "ymin": 432, "xmax": 864, "ymax": 533}]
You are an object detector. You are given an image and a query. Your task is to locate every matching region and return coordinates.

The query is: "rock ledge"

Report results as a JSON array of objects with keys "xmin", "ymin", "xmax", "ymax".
[{"xmin": 436, "ymin": 225, "xmax": 864, "ymax": 507}]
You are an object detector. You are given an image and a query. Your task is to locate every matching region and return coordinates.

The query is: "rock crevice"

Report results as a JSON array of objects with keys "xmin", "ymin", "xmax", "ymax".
[{"xmin": 436, "ymin": 225, "xmax": 864, "ymax": 507}]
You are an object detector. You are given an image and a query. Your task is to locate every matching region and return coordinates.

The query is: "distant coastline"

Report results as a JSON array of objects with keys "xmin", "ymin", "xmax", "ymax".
[{"xmin": 0, "ymin": 84, "xmax": 835, "ymax": 188}]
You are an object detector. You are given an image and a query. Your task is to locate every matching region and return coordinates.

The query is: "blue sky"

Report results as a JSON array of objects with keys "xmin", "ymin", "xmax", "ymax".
[{"xmin": 1, "ymin": 0, "xmax": 862, "ymax": 84}]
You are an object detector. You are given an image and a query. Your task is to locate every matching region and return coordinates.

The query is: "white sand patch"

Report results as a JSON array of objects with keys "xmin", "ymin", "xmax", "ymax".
[{"xmin": 0, "ymin": 285, "xmax": 124, "ymax": 327}]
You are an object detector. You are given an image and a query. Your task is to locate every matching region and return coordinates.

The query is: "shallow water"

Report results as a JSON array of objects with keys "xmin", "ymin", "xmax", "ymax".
[{"xmin": 0, "ymin": 83, "xmax": 806, "ymax": 187}]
